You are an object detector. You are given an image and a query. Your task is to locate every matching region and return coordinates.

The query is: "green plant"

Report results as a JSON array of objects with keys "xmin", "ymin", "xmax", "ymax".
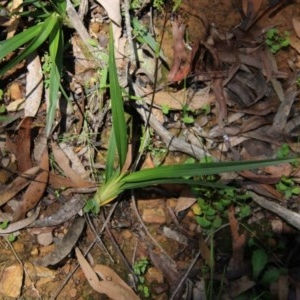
[
  {"xmin": 276, "ymin": 176, "xmax": 300, "ymax": 199},
  {"xmin": 84, "ymin": 26, "xmax": 298, "ymax": 213},
  {"xmin": 0, "ymin": 1, "xmax": 67, "ymax": 136},
  {"xmin": 265, "ymin": 28, "xmax": 290, "ymax": 54},
  {"xmin": 192, "ymin": 186, "xmax": 251, "ymax": 232},
  {"xmin": 133, "ymin": 257, "xmax": 151, "ymax": 298}
]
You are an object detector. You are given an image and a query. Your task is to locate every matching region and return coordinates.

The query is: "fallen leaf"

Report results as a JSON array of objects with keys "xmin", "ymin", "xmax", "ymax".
[
  {"xmin": 29, "ymin": 194, "xmax": 86, "ymax": 227},
  {"xmin": 174, "ymin": 188, "xmax": 197, "ymax": 214},
  {"xmin": 95, "ymin": 0, "xmax": 121, "ymax": 26},
  {"xmin": 76, "ymin": 248, "xmax": 140, "ymax": 300},
  {"xmin": 25, "ymin": 52, "xmax": 43, "ymax": 117},
  {"xmin": 37, "ymin": 217, "xmax": 85, "ymax": 266},
  {"xmin": 242, "ymin": 0, "xmax": 262, "ymax": 20},
  {"xmin": 167, "ymin": 19, "xmax": 191, "ymax": 82},
  {"xmin": 13, "ymin": 148, "xmax": 49, "ymax": 220},
  {"xmin": 0, "ymin": 207, "xmax": 40, "ymax": 235},
  {"xmin": 227, "ymin": 206, "xmax": 248, "ymax": 279},
  {"xmin": 292, "ymin": 17, "xmax": 300, "ymax": 38},
  {"xmin": 16, "ymin": 117, "xmax": 33, "ymax": 172},
  {"xmin": 0, "ymin": 166, "xmax": 40, "ymax": 207},
  {"xmin": 51, "ymin": 142, "xmax": 93, "ymax": 188}
]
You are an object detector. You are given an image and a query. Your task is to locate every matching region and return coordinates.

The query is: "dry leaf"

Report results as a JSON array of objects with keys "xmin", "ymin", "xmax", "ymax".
[
  {"xmin": 13, "ymin": 148, "xmax": 49, "ymax": 220},
  {"xmin": 292, "ymin": 17, "xmax": 300, "ymax": 39},
  {"xmin": 96, "ymin": 0, "xmax": 121, "ymax": 26},
  {"xmin": 174, "ymin": 188, "xmax": 197, "ymax": 214},
  {"xmin": 0, "ymin": 166, "xmax": 40, "ymax": 207},
  {"xmin": 25, "ymin": 53, "xmax": 43, "ymax": 117},
  {"xmin": 51, "ymin": 142, "xmax": 92, "ymax": 188},
  {"xmin": 0, "ymin": 208, "xmax": 40, "ymax": 235},
  {"xmin": 242, "ymin": 0, "xmax": 262, "ymax": 20},
  {"xmin": 37, "ymin": 218, "xmax": 85, "ymax": 266},
  {"xmin": 16, "ymin": 117, "xmax": 33, "ymax": 172},
  {"xmin": 227, "ymin": 206, "xmax": 247, "ymax": 278},
  {"xmin": 6, "ymin": 0, "xmax": 23, "ymax": 39},
  {"xmin": 76, "ymin": 248, "xmax": 140, "ymax": 300}
]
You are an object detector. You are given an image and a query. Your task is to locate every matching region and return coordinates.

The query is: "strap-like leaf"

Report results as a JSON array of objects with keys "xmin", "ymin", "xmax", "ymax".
[
  {"xmin": 108, "ymin": 25, "xmax": 127, "ymax": 168},
  {"xmin": 0, "ymin": 14, "xmax": 59, "ymax": 77}
]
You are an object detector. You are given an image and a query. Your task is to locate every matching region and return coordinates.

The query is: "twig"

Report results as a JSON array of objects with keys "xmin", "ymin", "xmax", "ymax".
[
  {"xmin": 132, "ymin": 83, "xmax": 209, "ymax": 159},
  {"xmin": 124, "ymin": 0, "xmax": 137, "ymax": 67},
  {"xmin": 130, "ymin": 192, "xmax": 176, "ymax": 266},
  {"xmin": 66, "ymin": 0, "xmax": 103, "ymax": 62},
  {"xmin": 170, "ymin": 250, "xmax": 201, "ymax": 300}
]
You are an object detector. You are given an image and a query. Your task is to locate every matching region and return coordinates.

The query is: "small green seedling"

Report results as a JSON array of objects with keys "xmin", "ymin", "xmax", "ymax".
[
  {"xmin": 133, "ymin": 257, "xmax": 151, "ymax": 298},
  {"xmin": 192, "ymin": 186, "xmax": 252, "ymax": 232},
  {"xmin": 276, "ymin": 176, "xmax": 300, "ymax": 199},
  {"xmin": 265, "ymin": 28, "xmax": 290, "ymax": 54}
]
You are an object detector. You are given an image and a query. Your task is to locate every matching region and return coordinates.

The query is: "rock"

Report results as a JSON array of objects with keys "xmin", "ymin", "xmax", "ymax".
[{"xmin": 0, "ymin": 264, "xmax": 23, "ymax": 298}]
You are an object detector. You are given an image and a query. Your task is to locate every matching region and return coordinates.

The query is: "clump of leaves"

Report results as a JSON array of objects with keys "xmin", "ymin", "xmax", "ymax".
[
  {"xmin": 85, "ymin": 25, "xmax": 298, "ymax": 213},
  {"xmin": 248, "ymin": 237, "xmax": 288, "ymax": 290},
  {"xmin": 265, "ymin": 28, "xmax": 290, "ymax": 54},
  {"xmin": 0, "ymin": 1, "xmax": 66, "ymax": 136},
  {"xmin": 133, "ymin": 257, "xmax": 151, "ymax": 298},
  {"xmin": 276, "ymin": 176, "xmax": 300, "ymax": 199},
  {"xmin": 192, "ymin": 186, "xmax": 252, "ymax": 232}
]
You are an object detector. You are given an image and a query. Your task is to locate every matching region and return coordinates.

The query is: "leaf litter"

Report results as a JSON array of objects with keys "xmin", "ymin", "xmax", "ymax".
[{"xmin": 0, "ymin": 0, "xmax": 300, "ymax": 298}]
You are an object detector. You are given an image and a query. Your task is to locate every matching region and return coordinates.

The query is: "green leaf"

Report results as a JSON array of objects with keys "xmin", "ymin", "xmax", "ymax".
[
  {"xmin": 261, "ymin": 268, "xmax": 280, "ymax": 285},
  {"xmin": 0, "ymin": 220, "xmax": 9, "ymax": 229},
  {"xmin": 239, "ymin": 204, "xmax": 251, "ymax": 218},
  {"xmin": 196, "ymin": 216, "xmax": 211, "ymax": 228},
  {"xmin": 46, "ymin": 18, "xmax": 64, "ymax": 136},
  {"xmin": 181, "ymin": 115, "xmax": 194, "ymax": 124},
  {"xmin": 212, "ymin": 216, "xmax": 222, "ymax": 229},
  {"xmin": 0, "ymin": 14, "xmax": 58, "ymax": 77},
  {"xmin": 105, "ymin": 127, "xmax": 118, "ymax": 181},
  {"xmin": 0, "ymin": 23, "xmax": 42, "ymax": 60},
  {"xmin": 108, "ymin": 25, "xmax": 127, "ymax": 168},
  {"xmin": 252, "ymin": 249, "xmax": 268, "ymax": 279},
  {"xmin": 124, "ymin": 158, "xmax": 297, "ymax": 184}
]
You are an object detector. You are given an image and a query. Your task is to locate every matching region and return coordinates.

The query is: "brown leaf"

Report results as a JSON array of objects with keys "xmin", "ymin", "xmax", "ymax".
[
  {"xmin": 212, "ymin": 78, "xmax": 227, "ymax": 125},
  {"xmin": 16, "ymin": 117, "xmax": 33, "ymax": 172},
  {"xmin": 51, "ymin": 142, "xmax": 92, "ymax": 188},
  {"xmin": 227, "ymin": 206, "xmax": 247, "ymax": 276},
  {"xmin": 242, "ymin": 0, "xmax": 262, "ymax": 19},
  {"xmin": 0, "ymin": 166, "xmax": 40, "ymax": 207},
  {"xmin": 199, "ymin": 235, "xmax": 213, "ymax": 268},
  {"xmin": 0, "ymin": 208, "xmax": 40, "ymax": 234},
  {"xmin": 174, "ymin": 188, "xmax": 197, "ymax": 214},
  {"xmin": 37, "ymin": 217, "xmax": 85, "ymax": 266},
  {"xmin": 292, "ymin": 17, "xmax": 300, "ymax": 39},
  {"xmin": 13, "ymin": 148, "xmax": 49, "ymax": 220},
  {"xmin": 167, "ymin": 19, "xmax": 192, "ymax": 82},
  {"xmin": 76, "ymin": 248, "xmax": 140, "ymax": 300}
]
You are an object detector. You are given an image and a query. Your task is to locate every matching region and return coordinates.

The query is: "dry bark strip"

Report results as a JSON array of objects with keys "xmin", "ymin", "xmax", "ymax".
[
  {"xmin": 36, "ymin": 217, "xmax": 85, "ymax": 266},
  {"xmin": 249, "ymin": 191, "xmax": 300, "ymax": 231}
]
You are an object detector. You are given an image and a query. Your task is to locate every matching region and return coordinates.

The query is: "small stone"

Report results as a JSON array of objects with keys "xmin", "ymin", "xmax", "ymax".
[
  {"xmin": 0, "ymin": 264, "xmax": 23, "ymax": 298},
  {"xmin": 142, "ymin": 208, "xmax": 166, "ymax": 224},
  {"xmin": 145, "ymin": 267, "xmax": 164, "ymax": 284}
]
